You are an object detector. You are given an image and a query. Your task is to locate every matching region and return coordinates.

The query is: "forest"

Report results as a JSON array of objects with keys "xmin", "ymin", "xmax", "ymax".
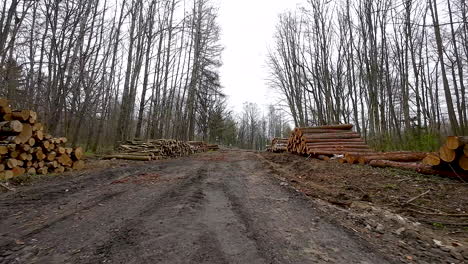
[
  {"xmin": 0, "ymin": 0, "xmax": 467, "ymax": 152},
  {"xmin": 0, "ymin": 0, "xmax": 240, "ymax": 151},
  {"xmin": 267, "ymin": 0, "xmax": 468, "ymax": 151}
]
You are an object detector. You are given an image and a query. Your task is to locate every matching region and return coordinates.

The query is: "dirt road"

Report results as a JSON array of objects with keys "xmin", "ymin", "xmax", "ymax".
[{"xmin": 0, "ymin": 150, "xmax": 394, "ymax": 263}]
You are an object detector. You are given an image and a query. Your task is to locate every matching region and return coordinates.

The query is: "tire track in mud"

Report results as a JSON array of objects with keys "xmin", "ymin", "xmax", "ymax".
[
  {"xmin": 220, "ymin": 161, "xmax": 282, "ymax": 263},
  {"xmin": 0, "ymin": 161, "xmax": 201, "ymax": 264},
  {"xmin": 0, "ymin": 165, "xmax": 160, "ymax": 247},
  {"xmin": 219, "ymin": 155, "xmax": 393, "ymax": 264},
  {"xmin": 0, "ymin": 165, "xmax": 158, "ymax": 228},
  {"xmin": 0, "ymin": 151, "xmax": 398, "ymax": 264},
  {"xmin": 198, "ymin": 161, "xmax": 267, "ymax": 264},
  {"xmin": 0, "ymin": 190, "xmax": 127, "ymax": 247},
  {"xmin": 0, "ymin": 164, "xmax": 164, "ymax": 207},
  {"xmin": 81, "ymin": 166, "xmax": 209, "ymax": 264}
]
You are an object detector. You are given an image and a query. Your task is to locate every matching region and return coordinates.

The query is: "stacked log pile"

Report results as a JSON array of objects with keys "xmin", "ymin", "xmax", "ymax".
[
  {"xmin": 0, "ymin": 98, "xmax": 84, "ymax": 180},
  {"xmin": 344, "ymin": 151, "xmax": 428, "ymax": 165},
  {"xmin": 337, "ymin": 137, "xmax": 467, "ymax": 180},
  {"xmin": 187, "ymin": 141, "xmax": 219, "ymax": 152},
  {"xmin": 269, "ymin": 138, "xmax": 288, "ymax": 153},
  {"xmin": 287, "ymin": 124, "xmax": 372, "ymax": 157},
  {"xmin": 282, "ymin": 122, "xmax": 467, "ymax": 180},
  {"xmin": 422, "ymin": 136, "xmax": 468, "ymax": 172},
  {"xmin": 207, "ymin": 144, "xmax": 219, "ymax": 151},
  {"xmin": 187, "ymin": 141, "xmax": 208, "ymax": 153},
  {"xmin": 107, "ymin": 139, "xmax": 194, "ymax": 161}
]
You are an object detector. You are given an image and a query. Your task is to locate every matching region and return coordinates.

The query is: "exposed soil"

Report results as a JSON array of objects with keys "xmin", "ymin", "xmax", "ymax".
[
  {"xmin": 260, "ymin": 151, "xmax": 468, "ymax": 263},
  {"xmin": 0, "ymin": 150, "xmax": 466, "ymax": 263}
]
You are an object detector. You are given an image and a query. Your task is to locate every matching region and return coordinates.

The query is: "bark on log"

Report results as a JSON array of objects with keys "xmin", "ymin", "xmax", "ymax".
[
  {"xmin": 368, "ymin": 160, "xmax": 467, "ymax": 180},
  {"xmin": 302, "ymin": 132, "xmax": 361, "ymax": 141},
  {"xmin": 304, "ymin": 142, "xmax": 369, "ymax": 147},
  {"xmin": 103, "ymin": 155, "xmax": 152, "ymax": 161},
  {"xmin": 344, "ymin": 154, "xmax": 359, "ymax": 164},
  {"xmin": 297, "ymin": 124, "xmax": 353, "ymax": 130},
  {"xmin": 307, "ymin": 147, "xmax": 372, "ymax": 152},
  {"xmin": 298, "ymin": 138, "xmax": 364, "ymax": 144},
  {"xmin": 298, "ymin": 129, "xmax": 353, "ymax": 134},
  {"xmin": 306, "ymin": 150, "xmax": 374, "ymax": 156},
  {"xmin": 305, "ymin": 144, "xmax": 371, "ymax": 150},
  {"xmin": 357, "ymin": 152, "xmax": 427, "ymax": 164}
]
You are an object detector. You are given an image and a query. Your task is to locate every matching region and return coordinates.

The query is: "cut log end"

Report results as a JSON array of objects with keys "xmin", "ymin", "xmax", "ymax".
[
  {"xmin": 439, "ymin": 145, "xmax": 456, "ymax": 163},
  {"xmin": 422, "ymin": 153, "xmax": 441, "ymax": 166}
]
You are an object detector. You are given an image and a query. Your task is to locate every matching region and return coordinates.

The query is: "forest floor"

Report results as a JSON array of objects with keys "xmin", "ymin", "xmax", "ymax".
[{"xmin": 0, "ymin": 149, "xmax": 467, "ymax": 264}]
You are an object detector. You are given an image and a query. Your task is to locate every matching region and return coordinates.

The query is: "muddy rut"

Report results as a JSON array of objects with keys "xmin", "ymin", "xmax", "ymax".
[{"xmin": 0, "ymin": 150, "xmax": 394, "ymax": 264}]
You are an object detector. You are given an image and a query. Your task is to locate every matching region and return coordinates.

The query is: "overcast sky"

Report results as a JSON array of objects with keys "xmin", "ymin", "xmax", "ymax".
[{"xmin": 215, "ymin": 0, "xmax": 306, "ymax": 113}]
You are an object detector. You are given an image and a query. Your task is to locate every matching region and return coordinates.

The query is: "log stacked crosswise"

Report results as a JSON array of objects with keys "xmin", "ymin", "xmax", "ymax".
[
  {"xmin": 287, "ymin": 124, "xmax": 372, "ymax": 156},
  {"xmin": 207, "ymin": 144, "xmax": 220, "ymax": 151},
  {"xmin": 187, "ymin": 141, "xmax": 208, "ymax": 153},
  {"xmin": 269, "ymin": 138, "xmax": 288, "ymax": 153},
  {"xmin": 0, "ymin": 98, "xmax": 84, "ymax": 180},
  {"xmin": 108, "ymin": 139, "xmax": 194, "ymax": 161},
  {"xmin": 109, "ymin": 140, "xmax": 220, "ymax": 161},
  {"xmin": 281, "ymin": 123, "xmax": 467, "ymax": 180}
]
